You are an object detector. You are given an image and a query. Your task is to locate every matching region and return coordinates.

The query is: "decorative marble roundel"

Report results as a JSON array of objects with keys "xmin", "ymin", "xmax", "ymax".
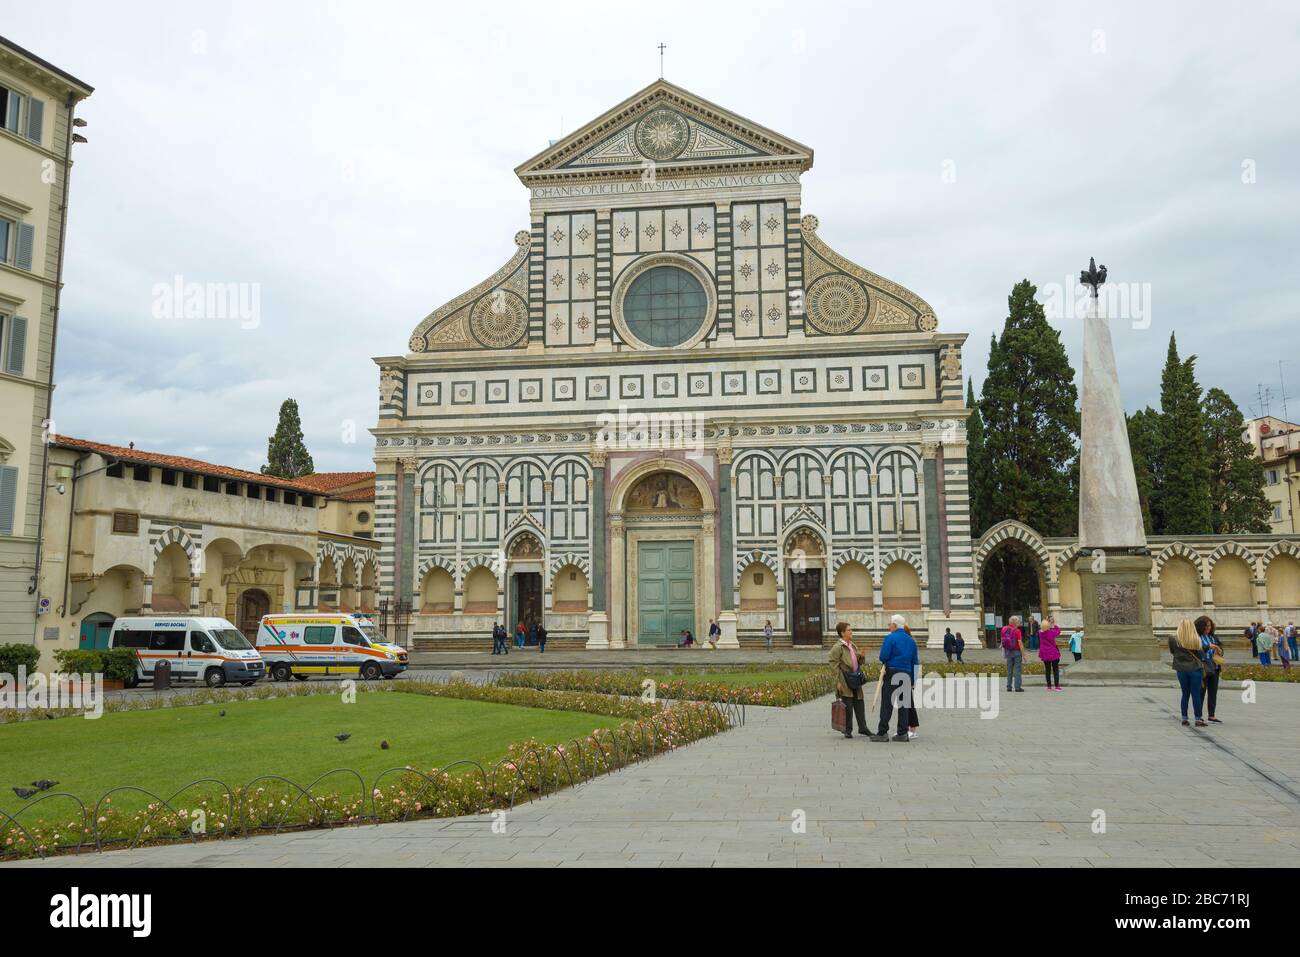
[
  {"xmin": 469, "ymin": 290, "xmax": 528, "ymax": 349},
  {"xmin": 806, "ymin": 273, "xmax": 869, "ymax": 335},
  {"xmin": 635, "ymin": 108, "xmax": 690, "ymax": 162}
]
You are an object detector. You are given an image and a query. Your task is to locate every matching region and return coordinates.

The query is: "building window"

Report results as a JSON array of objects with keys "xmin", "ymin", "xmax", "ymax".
[
  {"xmin": 111, "ymin": 511, "xmax": 139, "ymax": 534},
  {"xmin": 622, "ymin": 265, "xmax": 708, "ymax": 347},
  {"xmin": 0, "ymin": 312, "xmax": 29, "ymax": 376},
  {"xmin": 1267, "ymin": 469, "xmax": 1280, "ymax": 485},
  {"xmin": 0, "ymin": 464, "xmax": 17, "ymax": 536},
  {"xmin": 0, "ymin": 84, "xmax": 42, "ymax": 144},
  {"xmin": 356, "ymin": 510, "xmax": 371, "ymax": 524}
]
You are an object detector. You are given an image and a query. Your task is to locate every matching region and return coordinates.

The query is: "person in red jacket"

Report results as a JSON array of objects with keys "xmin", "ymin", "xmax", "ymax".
[{"xmin": 1001, "ymin": 616, "xmax": 1024, "ymax": 693}]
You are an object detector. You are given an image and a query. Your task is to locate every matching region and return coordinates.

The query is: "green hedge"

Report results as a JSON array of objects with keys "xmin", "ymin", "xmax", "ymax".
[
  {"xmin": 50, "ymin": 647, "xmax": 138, "ymax": 682},
  {"xmin": 0, "ymin": 644, "xmax": 40, "ymax": 677}
]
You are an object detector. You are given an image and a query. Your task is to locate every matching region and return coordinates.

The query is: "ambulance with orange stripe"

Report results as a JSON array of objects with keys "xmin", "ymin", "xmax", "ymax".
[
  {"xmin": 256, "ymin": 613, "xmax": 408, "ymax": 682},
  {"xmin": 108, "ymin": 616, "xmax": 266, "ymax": 688}
]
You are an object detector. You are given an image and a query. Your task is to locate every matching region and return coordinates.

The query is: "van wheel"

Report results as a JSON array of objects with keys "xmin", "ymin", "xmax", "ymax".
[
  {"xmin": 271, "ymin": 663, "xmax": 292, "ymax": 683},
  {"xmin": 361, "ymin": 662, "xmax": 381, "ymax": 681},
  {"xmin": 205, "ymin": 668, "xmax": 226, "ymax": 689},
  {"xmin": 123, "ymin": 674, "xmax": 140, "ymax": 689}
]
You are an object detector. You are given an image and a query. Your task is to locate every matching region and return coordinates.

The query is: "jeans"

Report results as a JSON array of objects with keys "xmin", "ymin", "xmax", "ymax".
[
  {"xmin": 1072, "ymin": 651, "xmax": 1082, "ymax": 661},
  {"xmin": 1177, "ymin": 669, "xmax": 1204, "ymax": 720},
  {"xmin": 877, "ymin": 668, "xmax": 912, "ymax": 736},
  {"xmin": 1289, "ymin": 636, "xmax": 1298, "ymax": 661},
  {"xmin": 1004, "ymin": 651, "xmax": 1023, "ymax": 690},
  {"xmin": 491, "ymin": 635, "xmax": 501, "ymax": 654},
  {"xmin": 1259, "ymin": 651, "xmax": 1271, "ymax": 666}
]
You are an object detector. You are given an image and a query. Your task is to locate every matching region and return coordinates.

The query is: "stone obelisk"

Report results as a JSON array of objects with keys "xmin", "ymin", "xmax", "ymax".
[{"xmin": 1073, "ymin": 258, "xmax": 1159, "ymax": 665}]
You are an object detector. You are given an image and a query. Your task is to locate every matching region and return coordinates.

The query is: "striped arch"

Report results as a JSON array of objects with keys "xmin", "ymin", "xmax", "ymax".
[
  {"xmin": 1053, "ymin": 543, "xmax": 1082, "ymax": 583},
  {"xmin": 417, "ymin": 554, "xmax": 457, "ymax": 579},
  {"xmin": 1153, "ymin": 541, "xmax": 1206, "ymax": 579},
  {"xmin": 732, "ymin": 449, "xmax": 779, "ymax": 471},
  {"xmin": 548, "ymin": 551, "xmax": 591, "ymax": 579},
  {"xmin": 972, "ymin": 520, "xmax": 1052, "ymax": 584},
  {"xmin": 775, "ymin": 447, "xmax": 829, "ymax": 469},
  {"xmin": 734, "ymin": 549, "xmax": 779, "ymax": 587},
  {"xmin": 832, "ymin": 547, "xmax": 875, "ymax": 582},
  {"xmin": 1260, "ymin": 539, "xmax": 1300, "ymax": 570},
  {"xmin": 1206, "ymin": 541, "xmax": 1262, "ymax": 578},
  {"xmin": 152, "ymin": 526, "xmax": 199, "ymax": 565},
  {"xmin": 878, "ymin": 547, "xmax": 926, "ymax": 587},
  {"xmin": 460, "ymin": 552, "xmax": 503, "ymax": 577}
]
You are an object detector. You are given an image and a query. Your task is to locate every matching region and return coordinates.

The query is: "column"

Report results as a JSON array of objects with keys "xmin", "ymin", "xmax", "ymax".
[
  {"xmin": 142, "ymin": 576, "xmax": 154, "ymax": 612},
  {"xmin": 920, "ymin": 441, "xmax": 945, "ymax": 647},
  {"xmin": 716, "ymin": 445, "xmax": 739, "ymax": 647},
  {"xmin": 586, "ymin": 451, "xmax": 609, "ymax": 648},
  {"xmin": 608, "ymin": 514, "xmax": 626, "ymax": 648}
]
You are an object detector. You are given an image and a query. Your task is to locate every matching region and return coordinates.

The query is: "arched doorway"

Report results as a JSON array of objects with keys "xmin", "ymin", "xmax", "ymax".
[
  {"xmin": 972, "ymin": 521, "xmax": 1051, "ymax": 638},
  {"xmin": 608, "ymin": 461, "xmax": 716, "ymax": 647},
  {"xmin": 506, "ymin": 531, "xmax": 544, "ymax": 636},
  {"xmin": 785, "ymin": 527, "xmax": 826, "ymax": 646},
  {"xmin": 79, "ymin": 611, "xmax": 115, "ymax": 650},
  {"xmin": 237, "ymin": 588, "xmax": 271, "ymax": 642}
]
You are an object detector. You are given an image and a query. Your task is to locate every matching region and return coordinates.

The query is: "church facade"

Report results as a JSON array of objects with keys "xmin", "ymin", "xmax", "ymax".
[{"xmin": 372, "ymin": 81, "xmax": 975, "ymax": 649}]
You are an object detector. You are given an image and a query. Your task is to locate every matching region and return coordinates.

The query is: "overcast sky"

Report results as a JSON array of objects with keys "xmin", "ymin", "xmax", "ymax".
[{"xmin": 8, "ymin": 0, "xmax": 1299, "ymax": 472}]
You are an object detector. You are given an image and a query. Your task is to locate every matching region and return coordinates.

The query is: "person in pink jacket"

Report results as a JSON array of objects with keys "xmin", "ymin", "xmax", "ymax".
[{"xmin": 1037, "ymin": 615, "xmax": 1063, "ymax": 691}]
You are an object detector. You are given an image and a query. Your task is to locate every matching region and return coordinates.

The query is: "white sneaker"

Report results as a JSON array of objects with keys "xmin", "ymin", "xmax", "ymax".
[{"xmin": 908, "ymin": 730, "xmax": 918, "ymax": 739}]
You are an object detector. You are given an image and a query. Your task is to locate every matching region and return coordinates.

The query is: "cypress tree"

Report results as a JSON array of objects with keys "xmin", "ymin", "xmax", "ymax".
[
  {"xmin": 1154, "ymin": 334, "xmax": 1212, "ymax": 534},
  {"xmin": 979, "ymin": 280, "xmax": 1080, "ymax": 537},
  {"xmin": 1203, "ymin": 387, "xmax": 1272, "ymax": 533},
  {"xmin": 262, "ymin": 399, "xmax": 315, "ymax": 479},
  {"xmin": 966, "ymin": 377, "xmax": 991, "ymax": 536},
  {"xmin": 1127, "ymin": 407, "xmax": 1160, "ymax": 534}
]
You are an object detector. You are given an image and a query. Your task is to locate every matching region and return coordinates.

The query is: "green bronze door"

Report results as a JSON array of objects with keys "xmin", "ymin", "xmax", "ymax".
[{"xmin": 637, "ymin": 541, "xmax": 695, "ymax": 645}]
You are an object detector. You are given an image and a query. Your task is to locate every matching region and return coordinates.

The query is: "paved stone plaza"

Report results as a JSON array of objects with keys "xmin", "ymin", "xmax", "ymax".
[{"xmin": 8, "ymin": 678, "xmax": 1300, "ymax": 868}]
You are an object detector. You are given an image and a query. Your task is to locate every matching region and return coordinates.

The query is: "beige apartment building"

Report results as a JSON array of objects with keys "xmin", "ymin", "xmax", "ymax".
[
  {"xmin": 1243, "ymin": 416, "xmax": 1300, "ymax": 534},
  {"xmin": 32, "ymin": 435, "xmax": 376, "ymax": 669},
  {"xmin": 0, "ymin": 37, "xmax": 92, "ymax": 641}
]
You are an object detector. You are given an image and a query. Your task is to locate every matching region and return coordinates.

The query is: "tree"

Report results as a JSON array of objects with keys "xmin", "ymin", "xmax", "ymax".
[
  {"xmin": 262, "ymin": 399, "xmax": 314, "ymax": 479},
  {"xmin": 979, "ymin": 279, "xmax": 1080, "ymax": 537},
  {"xmin": 965, "ymin": 377, "xmax": 992, "ymax": 536},
  {"xmin": 1153, "ymin": 334, "xmax": 1212, "ymax": 535},
  {"xmin": 1203, "ymin": 387, "xmax": 1272, "ymax": 533},
  {"xmin": 1127, "ymin": 407, "xmax": 1161, "ymax": 535}
]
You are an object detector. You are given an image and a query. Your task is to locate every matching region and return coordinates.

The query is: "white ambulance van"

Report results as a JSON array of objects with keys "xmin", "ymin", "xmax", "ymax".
[
  {"xmin": 108, "ymin": 616, "xmax": 266, "ymax": 688},
  {"xmin": 256, "ymin": 613, "xmax": 408, "ymax": 682}
]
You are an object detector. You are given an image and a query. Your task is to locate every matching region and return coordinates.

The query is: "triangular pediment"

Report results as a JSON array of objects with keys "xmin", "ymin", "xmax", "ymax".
[{"xmin": 515, "ymin": 80, "xmax": 813, "ymax": 183}]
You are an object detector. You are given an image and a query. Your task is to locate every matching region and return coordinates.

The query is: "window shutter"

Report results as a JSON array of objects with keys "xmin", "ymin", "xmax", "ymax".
[
  {"xmin": 112, "ymin": 511, "xmax": 139, "ymax": 534},
  {"xmin": 0, "ymin": 466, "xmax": 17, "ymax": 536},
  {"xmin": 2, "ymin": 94, "xmax": 19, "ymax": 133},
  {"xmin": 24, "ymin": 97, "xmax": 43, "ymax": 144},
  {"xmin": 5, "ymin": 315, "xmax": 26, "ymax": 376},
  {"xmin": 15, "ymin": 223, "xmax": 34, "ymax": 271}
]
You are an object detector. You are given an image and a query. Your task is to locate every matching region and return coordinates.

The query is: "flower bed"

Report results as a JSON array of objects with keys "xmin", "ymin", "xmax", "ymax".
[
  {"xmin": 495, "ymin": 668, "xmax": 836, "ymax": 707},
  {"xmin": 0, "ymin": 679, "xmax": 735, "ymax": 860}
]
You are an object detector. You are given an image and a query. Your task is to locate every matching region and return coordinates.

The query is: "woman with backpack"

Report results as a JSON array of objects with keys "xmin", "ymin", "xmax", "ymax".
[
  {"xmin": 829, "ymin": 621, "xmax": 870, "ymax": 738},
  {"xmin": 1037, "ymin": 615, "xmax": 1063, "ymax": 690},
  {"xmin": 1001, "ymin": 616, "xmax": 1024, "ymax": 692},
  {"xmin": 1169, "ymin": 618, "xmax": 1207, "ymax": 728}
]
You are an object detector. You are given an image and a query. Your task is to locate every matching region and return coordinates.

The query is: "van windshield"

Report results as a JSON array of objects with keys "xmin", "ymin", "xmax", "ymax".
[
  {"xmin": 359, "ymin": 624, "xmax": 382, "ymax": 644},
  {"xmin": 211, "ymin": 629, "xmax": 252, "ymax": 651}
]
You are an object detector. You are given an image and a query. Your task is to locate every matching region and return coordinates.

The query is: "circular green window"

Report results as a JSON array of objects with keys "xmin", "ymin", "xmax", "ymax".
[{"xmin": 622, "ymin": 265, "xmax": 708, "ymax": 347}]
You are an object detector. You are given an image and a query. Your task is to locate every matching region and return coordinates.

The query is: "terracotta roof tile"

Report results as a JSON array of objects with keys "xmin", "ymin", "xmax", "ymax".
[
  {"xmin": 332, "ymin": 485, "xmax": 376, "ymax": 503},
  {"xmin": 51, "ymin": 436, "xmax": 332, "ymax": 495},
  {"xmin": 295, "ymin": 471, "xmax": 376, "ymax": 492}
]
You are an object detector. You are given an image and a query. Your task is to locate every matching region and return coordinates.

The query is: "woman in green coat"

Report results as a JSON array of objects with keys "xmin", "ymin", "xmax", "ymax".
[{"xmin": 829, "ymin": 621, "xmax": 870, "ymax": 738}]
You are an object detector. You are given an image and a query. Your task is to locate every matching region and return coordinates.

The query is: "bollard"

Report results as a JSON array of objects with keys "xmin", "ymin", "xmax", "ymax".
[{"xmin": 153, "ymin": 658, "xmax": 172, "ymax": 690}]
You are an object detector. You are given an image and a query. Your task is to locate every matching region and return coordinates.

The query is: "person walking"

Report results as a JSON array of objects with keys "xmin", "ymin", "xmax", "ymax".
[
  {"xmin": 707, "ymin": 618, "xmax": 720, "ymax": 649},
  {"xmin": 1068, "ymin": 627, "xmax": 1083, "ymax": 662},
  {"xmin": 515, "ymin": 621, "xmax": 526, "ymax": 650},
  {"xmin": 942, "ymin": 627, "xmax": 956, "ymax": 662},
  {"xmin": 1038, "ymin": 615, "xmax": 1063, "ymax": 690},
  {"xmin": 1196, "ymin": 615, "xmax": 1223, "ymax": 724},
  {"xmin": 491, "ymin": 622, "xmax": 503, "ymax": 655},
  {"xmin": 871, "ymin": 614, "xmax": 919, "ymax": 743},
  {"xmin": 1027, "ymin": 616, "xmax": 1041, "ymax": 652},
  {"xmin": 1170, "ymin": 618, "xmax": 1207, "ymax": 727},
  {"xmin": 1255, "ymin": 624, "xmax": 1273, "ymax": 666},
  {"xmin": 1276, "ymin": 624, "xmax": 1291, "ymax": 671},
  {"xmin": 1001, "ymin": 616, "xmax": 1025, "ymax": 693},
  {"xmin": 537, "ymin": 621, "xmax": 548, "ymax": 654},
  {"xmin": 763, "ymin": 620, "xmax": 774, "ymax": 652},
  {"xmin": 1287, "ymin": 621, "xmax": 1299, "ymax": 663},
  {"xmin": 954, "ymin": 631, "xmax": 965, "ymax": 663},
  {"xmin": 829, "ymin": 622, "xmax": 870, "ymax": 739}
]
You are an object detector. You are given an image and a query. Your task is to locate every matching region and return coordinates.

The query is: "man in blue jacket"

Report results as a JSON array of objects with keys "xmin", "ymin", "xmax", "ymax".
[{"xmin": 872, "ymin": 614, "xmax": 919, "ymax": 743}]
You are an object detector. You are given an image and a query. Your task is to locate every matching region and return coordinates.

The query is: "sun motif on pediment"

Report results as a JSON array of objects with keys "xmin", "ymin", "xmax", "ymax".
[{"xmin": 635, "ymin": 108, "xmax": 689, "ymax": 162}]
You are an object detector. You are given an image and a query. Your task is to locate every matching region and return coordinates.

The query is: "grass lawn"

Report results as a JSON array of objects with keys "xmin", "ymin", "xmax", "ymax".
[{"xmin": 0, "ymin": 692, "xmax": 624, "ymax": 828}]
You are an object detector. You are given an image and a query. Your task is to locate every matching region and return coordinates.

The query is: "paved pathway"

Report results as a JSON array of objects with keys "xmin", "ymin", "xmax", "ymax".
[{"xmin": 10, "ymin": 680, "xmax": 1300, "ymax": 868}]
